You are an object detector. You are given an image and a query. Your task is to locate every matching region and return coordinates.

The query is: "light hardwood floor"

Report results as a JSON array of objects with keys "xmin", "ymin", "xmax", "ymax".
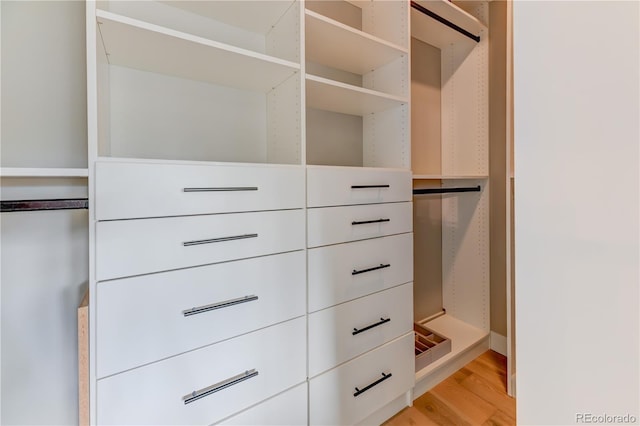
[{"xmin": 383, "ymin": 351, "xmax": 516, "ymax": 426}]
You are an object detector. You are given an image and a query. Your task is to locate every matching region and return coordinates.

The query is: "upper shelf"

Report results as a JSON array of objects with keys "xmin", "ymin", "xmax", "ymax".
[
  {"xmin": 0, "ymin": 168, "xmax": 89, "ymax": 178},
  {"xmin": 96, "ymin": 10, "xmax": 300, "ymax": 93},
  {"xmin": 306, "ymin": 75, "xmax": 407, "ymax": 116},
  {"xmin": 410, "ymin": 0, "xmax": 485, "ymax": 49},
  {"xmin": 160, "ymin": 1, "xmax": 296, "ymax": 35},
  {"xmin": 305, "ymin": 9, "xmax": 408, "ymax": 75}
]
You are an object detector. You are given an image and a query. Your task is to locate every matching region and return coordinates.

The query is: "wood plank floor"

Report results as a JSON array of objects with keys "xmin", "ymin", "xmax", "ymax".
[{"xmin": 383, "ymin": 351, "xmax": 515, "ymax": 426}]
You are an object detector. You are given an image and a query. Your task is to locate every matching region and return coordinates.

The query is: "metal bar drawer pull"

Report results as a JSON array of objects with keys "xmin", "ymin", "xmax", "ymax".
[
  {"xmin": 351, "ymin": 218, "xmax": 390, "ymax": 226},
  {"xmin": 183, "ymin": 187, "xmax": 258, "ymax": 192},
  {"xmin": 351, "ymin": 185, "xmax": 390, "ymax": 189},
  {"xmin": 352, "ymin": 317, "xmax": 391, "ymax": 335},
  {"xmin": 352, "ymin": 263, "xmax": 391, "ymax": 276},
  {"xmin": 353, "ymin": 372, "xmax": 392, "ymax": 397},
  {"xmin": 183, "ymin": 295, "xmax": 258, "ymax": 317},
  {"xmin": 183, "ymin": 369, "xmax": 259, "ymax": 405},
  {"xmin": 183, "ymin": 233, "xmax": 258, "ymax": 247}
]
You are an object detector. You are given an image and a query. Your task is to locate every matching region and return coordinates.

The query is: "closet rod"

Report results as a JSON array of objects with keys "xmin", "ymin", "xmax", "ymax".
[
  {"xmin": 413, "ymin": 185, "xmax": 481, "ymax": 195},
  {"xmin": 1, "ymin": 198, "xmax": 89, "ymax": 213},
  {"xmin": 410, "ymin": 1, "xmax": 481, "ymax": 43}
]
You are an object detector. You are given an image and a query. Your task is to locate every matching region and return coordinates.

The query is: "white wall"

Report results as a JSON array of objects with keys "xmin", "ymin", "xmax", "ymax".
[
  {"xmin": 1, "ymin": 1, "xmax": 88, "ymax": 424},
  {"xmin": 514, "ymin": 1, "xmax": 639, "ymax": 424}
]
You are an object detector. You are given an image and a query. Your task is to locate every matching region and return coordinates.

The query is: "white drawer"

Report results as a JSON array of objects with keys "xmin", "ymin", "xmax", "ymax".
[
  {"xmin": 308, "ymin": 233, "xmax": 413, "ymax": 312},
  {"xmin": 97, "ymin": 317, "xmax": 306, "ymax": 425},
  {"xmin": 96, "ymin": 162, "xmax": 305, "ymax": 220},
  {"xmin": 309, "ymin": 332, "xmax": 414, "ymax": 426},
  {"xmin": 216, "ymin": 383, "xmax": 307, "ymax": 426},
  {"xmin": 307, "ymin": 166, "xmax": 412, "ymax": 208},
  {"xmin": 309, "ymin": 283, "xmax": 413, "ymax": 377},
  {"xmin": 307, "ymin": 202, "xmax": 412, "ymax": 248},
  {"xmin": 97, "ymin": 251, "xmax": 306, "ymax": 378},
  {"xmin": 96, "ymin": 209, "xmax": 304, "ymax": 280}
]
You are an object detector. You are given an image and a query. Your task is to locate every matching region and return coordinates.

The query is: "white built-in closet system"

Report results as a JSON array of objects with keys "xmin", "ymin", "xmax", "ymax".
[
  {"xmin": 83, "ymin": 0, "xmax": 513, "ymax": 424},
  {"xmin": 2, "ymin": 0, "xmax": 511, "ymax": 424}
]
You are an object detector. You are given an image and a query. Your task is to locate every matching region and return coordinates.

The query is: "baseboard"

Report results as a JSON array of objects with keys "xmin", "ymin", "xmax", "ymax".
[
  {"xmin": 510, "ymin": 373, "xmax": 517, "ymax": 398},
  {"xmin": 490, "ymin": 331, "xmax": 507, "ymax": 356}
]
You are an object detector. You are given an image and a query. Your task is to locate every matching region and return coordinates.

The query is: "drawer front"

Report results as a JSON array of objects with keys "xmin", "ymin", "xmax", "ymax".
[
  {"xmin": 308, "ymin": 283, "xmax": 413, "ymax": 377},
  {"xmin": 216, "ymin": 383, "xmax": 307, "ymax": 426},
  {"xmin": 307, "ymin": 166, "xmax": 411, "ymax": 207},
  {"xmin": 96, "ymin": 162, "xmax": 305, "ymax": 220},
  {"xmin": 308, "ymin": 233, "xmax": 413, "ymax": 312},
  {"xmin": 309, "ymin": 333, "xmax": 414, "ymax": 426},
  {"xmin": 307, "ymin": 202, "xmax": 412, "ymax": 248},
  {"xmin": 96, "ymin": 209, "xmax": 304, "ymax": 280},
  {"xmin": 97, "ymin": 317, "xmax": 306, "ymax": 425},
  {"xmin": 97, "ymin": 251, "xmax": 306, "ymax": 378}
]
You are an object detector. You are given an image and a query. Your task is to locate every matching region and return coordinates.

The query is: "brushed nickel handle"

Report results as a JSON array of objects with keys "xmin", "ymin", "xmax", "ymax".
[
  {"xmin": 183, "ymin": 233, "xmax": 257, "ymax": 246},
  {"xmin": 183, "ymin": 187, "xmax": 258, "ymax": 192},
  {"xmin": 183, "ymin": 369, "xmax": 258, "ymax": 404},
  {"xmin": 183, "ymin": 295, "xmax": 258, "ymax": 317}
]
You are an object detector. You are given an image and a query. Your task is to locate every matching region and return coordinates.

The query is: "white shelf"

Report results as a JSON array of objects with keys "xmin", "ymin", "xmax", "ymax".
[
  {"xmin": 413, "ymin": 174, "xmax": 488, "ymax": 180},
  {"xmin": 305, "ymin": 10, "xmax": 407, "ymax": 75},
  {"xmin": 0, "ymin": 168, "xmax": 89, "ymax": 178},
  {"xmin": 306, "ymin": 74, "xmax": 407, "ymax": 116},
  {"xmin": 97, "ymin": 10, "xmax": 300, "ymax": 93},
  {"xmin": 415, "ymin": 314, "xmax": 489, "ymax": 381},
  {"xmin": 161, "ymin": 0, "xmax": 296, "ymax": 35},
  {"xmin": 411, "ymin": 0, "xmax": 485, "ymax": 49}
]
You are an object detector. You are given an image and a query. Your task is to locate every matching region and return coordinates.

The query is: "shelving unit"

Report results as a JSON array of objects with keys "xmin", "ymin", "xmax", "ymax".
[
  {"xmin": 410, "ymin": 0, "xmax": 491, "ymax": 395},
  {"xmin": 305, "ymin": 0, "xmax": 410, "ymax": 169},
  {"xmin": 93, "ymin": 1, "xmax": 302, "ymax": 164}
]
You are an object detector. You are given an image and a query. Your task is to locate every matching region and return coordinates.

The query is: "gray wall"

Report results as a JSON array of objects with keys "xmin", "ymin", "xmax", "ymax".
[{"xmin": 1, "ymin": 2, "xmax": 88, "ymax": 424}]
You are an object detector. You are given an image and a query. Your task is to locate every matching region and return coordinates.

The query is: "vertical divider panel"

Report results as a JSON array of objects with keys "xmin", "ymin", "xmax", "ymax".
[
  {"xmin": 441, "ymin": 180, "xmax": 490, "ymax": 331},
  {"xmin": 86, "ymin": 1, "xmax": 99, "ymax": 424},
  {"xmin": 441, "ymin": 30, "xmax": 488, "ymax": 176},
  {"xmin": 267, "ymin": 73, "xmax": 302, "ymax": 165}
]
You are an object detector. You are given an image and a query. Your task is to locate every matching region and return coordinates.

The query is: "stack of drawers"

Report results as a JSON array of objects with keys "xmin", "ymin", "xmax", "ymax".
[
  {"xmin": 93, "ymin": 161, "xmax": 308, "ymax": 425},
  {"xmin": 306, "ymin": 166, "xmax": 415, "ymax": 426}
]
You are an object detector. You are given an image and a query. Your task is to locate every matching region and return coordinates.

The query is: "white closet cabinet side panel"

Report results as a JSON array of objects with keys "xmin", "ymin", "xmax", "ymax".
[
  {"xmin": 97, "ymin": 251, "xmax": 305, "ymax": 378},
  {"xmin": 107, "ymin": 66, "xmax": 268, "ymax": 163},
  {"xmin": 307, "ymin": 166, "xmax": 411, "ymax": 207},
  {"xmin": 441, "ymin": 32, "xmax": 489, "ymax": 176},
  {"xmin": 309, "ymin": 333, "xmax": 414, "ymax": 426},
  {"xmin": 308, "ymin": 283, "xmax": 413, "ymax": 377},
  {"xmin": 266, "ymin": 72, "xmax": 302, "ymax": 165},
  {"xmin": 441, "ymin": 182, "xmax": 490, "ymax": 331},
  {"xmin": 96, "ymin": 162, "xmax": 304, "ymax": 220},
  {"xmin": 307, "ymin": 202, "xmax": 412, "ymax": 248},
  {"xmin": 308, "ymin": 233, "xmax": 413, "ymax": 312},
  {"xmin": 96, "ymin": 209, "xmax": 304, "ymax": 280},
  {"xmin": 97, "ymin": 317, "xmax": 306, "ymax": 425},
  {"xmin": 216, "ymin": 383, "xmax": 307, "ymax": 426}
]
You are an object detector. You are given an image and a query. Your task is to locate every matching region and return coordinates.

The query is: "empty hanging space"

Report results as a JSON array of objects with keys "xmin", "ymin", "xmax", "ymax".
[
  {"xmin": 410, "ymin": 0, "xmax": 491, "ymax": 396},
  {"xmin": 305, "ymin": 0, "xmax": 410, "ymax": 168},
  {"xmin": 93, "ymin": 1, "xmax": 302, "ymax": 164}
]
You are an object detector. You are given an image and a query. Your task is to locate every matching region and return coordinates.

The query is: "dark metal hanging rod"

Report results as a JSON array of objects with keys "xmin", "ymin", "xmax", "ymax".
[
  {"xmin": 413, "ymin": 185, "xmax": 481, "ymax": 195},
  {"xmin": 410, "ymin": 1, "xmax": 481, "ymax": 43},
  {"xmin": 1, "ymin": 198, "xmax": 89, "ymax": 213}
]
